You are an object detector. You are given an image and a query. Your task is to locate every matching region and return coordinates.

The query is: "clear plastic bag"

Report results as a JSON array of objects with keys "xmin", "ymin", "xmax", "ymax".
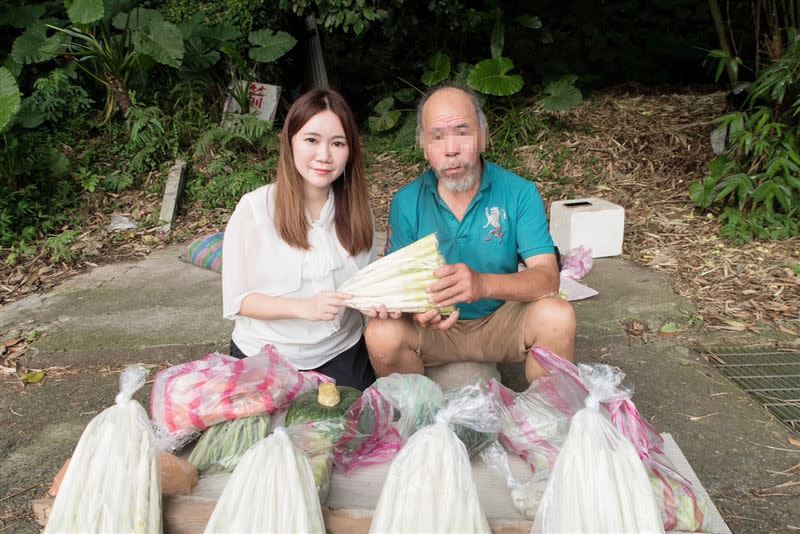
[
  {"xmin": 440, "ymin": 381, "xmax": 501, "ymax": 458},
  {"xmin": 368, "ymin": 380, "xmax": 500, "ymax": 531},
  {"xmin": 494, "ymin": 347, "xmax": 711, "ymax": 532},
  {"xmin": 46, "ymin": 365, "xmax": 161, "ymax": 534},
  {"xmin": 372, "ymin": 373, "xmax": 445, "ymax": 439},
  {"xmin": 489, "ymin": 377, "xmax": 572, "ymax": 474},
  {"xmin": 283, "ymin": 419, "xmax": 352, "ymax": 504},
  {"xmin": 480, "ymin": 442, "xmax": 548, "ymax": 520},
  {"xmin": 369, "ymin": 419, "xmax": 490, "ymax": 533},
  {"xmin": 187, "ymin": 414, "xmax": 271, "ymax": 474},
  {"xmin": 531, "ymin": 347, "xmax": 710, "ymax": 532},
  {"xmin": 333, "ymin": 386, "xmax": 403, "ymax": 473},
  {"xmin": 203, "ymin": 427, "xmax": 325, "ymax": 533},
  {"xmin": 150, "ymin": 345, "xmax": 330, "ymax": 451},
  {"xmin": 533, "ymin": 364, "xmax": 664, "ymax": 534}
]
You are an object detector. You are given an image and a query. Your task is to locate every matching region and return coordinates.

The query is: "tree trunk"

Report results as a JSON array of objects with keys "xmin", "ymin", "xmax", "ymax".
[{"xmin": 107, "ymin": 74, "xmax": 131, "ymax": 114}]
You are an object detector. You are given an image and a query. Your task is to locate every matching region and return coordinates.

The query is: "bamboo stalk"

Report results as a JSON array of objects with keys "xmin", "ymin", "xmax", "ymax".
[{"xmin": 709, "ymin": 0, "xmax": 738, "ymax": 83}]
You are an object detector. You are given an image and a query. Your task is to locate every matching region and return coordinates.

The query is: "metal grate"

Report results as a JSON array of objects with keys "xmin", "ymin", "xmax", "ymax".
[{"xmin": 707, "ymin": 346, "xmax": 800, "ymax": 433}]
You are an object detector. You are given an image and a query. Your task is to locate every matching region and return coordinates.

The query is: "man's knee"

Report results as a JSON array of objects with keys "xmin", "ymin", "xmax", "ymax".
[
  {"xmin": 526, "ymin": 296, "xmax": 576, "ymax": 332},
  {"xmin": 364, "ymin": 318, "xmax": 416, "ymax": 363}
]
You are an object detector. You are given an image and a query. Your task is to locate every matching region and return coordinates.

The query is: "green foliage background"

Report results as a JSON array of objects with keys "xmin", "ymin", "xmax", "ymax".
[{"xmin": 0, "ymin": 0, "xmax": 796, "ymax": 262}]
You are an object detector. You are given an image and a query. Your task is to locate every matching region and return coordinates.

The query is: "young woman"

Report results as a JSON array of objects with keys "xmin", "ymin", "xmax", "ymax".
[{"xmin": 222, "ymin": 89, "xmax": 377, "ymax": 390}]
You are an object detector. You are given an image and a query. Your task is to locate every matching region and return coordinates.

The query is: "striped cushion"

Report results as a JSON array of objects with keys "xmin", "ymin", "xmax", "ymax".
[{"xmin": 181, "ymin": 232, "xmax": 223, "ymax": 273}]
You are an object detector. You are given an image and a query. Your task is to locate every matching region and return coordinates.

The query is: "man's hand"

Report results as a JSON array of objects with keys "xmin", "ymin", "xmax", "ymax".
[
  {"xmin": 363, "ymin": 304, "xmax": 403, "ymax": 320},
  {"xmin": 303, "ymin": 291, "xmax": 350, "ymax": 321},
  {"xmin": 413, "ymin": 308, "xmax": 460, "ymax": 331},
  {"xmin": 428, "ymin": 263, "xmax": 485, "ymax": 308}
]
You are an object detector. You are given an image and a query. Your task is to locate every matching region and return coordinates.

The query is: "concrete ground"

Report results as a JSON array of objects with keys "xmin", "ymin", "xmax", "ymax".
[{"xmin": 1, "ymin": 240, "xmax": 798, "ymax": 533}]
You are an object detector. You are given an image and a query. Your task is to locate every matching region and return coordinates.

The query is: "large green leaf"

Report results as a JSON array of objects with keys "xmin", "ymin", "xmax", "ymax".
[
  {"xmin": 421, "ymin": 53, "xmax": 450, "ymax": 87},
  {"xmin": 539, "ymin": 76, "xmax": 583, "ymax": 111},
  {"xmin": 0, "ymin": 5, "xmax": 46, "ymax": 28},
  {"xmin": 394, "ymin": 88, "xmax": 416, "ymax": 104},
  {"xmin": 3, "ymin": 57, "xmax": 23, "ymax": 78},
  {"xmin": 183, "ymin": 36, "xmax": 221, "ymax": 71},
  {"xmin": 103, "ymin": 0, "xmax": 136, "ymax": 22},
  {"xmin": 515, "ymin": 14, "xmax": 542, "ymax": 29},
  {"xmin": 368, "ymin": 97, "xmax": 400, "ymax": 132},
  {"xmin": 67, "ymin": 0, "xmax": 104, "ymax": 25},
  {"xmin": 112, "ymin": 7, "xmax": 163, "ymax": 31},
  {"xmin": 177, "ymin": 12, "xmax": 204, "ymax": 38},
  {"xmin": 132, "ymin": 19, "xmax": 184, "ymax": 68},
  {"xmin": 11, "ymin": 23, "xmax": 65, "ymax": 65},
  {"xmin": 16, "ymin": 99, "xmax": 47, "ymax": 129},
  {"xmin": 248, "ymin": 29, "xmax": 296, "ymax": 63},
  {"xmin": 0, "ymin": 67, "xmax": 22, "ymax": 133},
  {"xmin": 208, "ymin": 22, "xmax": 242, "ymax": 45},
  {"xmin": 466, "ymin": 57, "xmax": 523, "ymax": 96}
]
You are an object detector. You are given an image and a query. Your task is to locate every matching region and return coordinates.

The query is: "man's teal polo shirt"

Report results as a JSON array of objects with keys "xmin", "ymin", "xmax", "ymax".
[{"xmin": 387, "ymin": 160, "xmax": 555, "ymax": 320}]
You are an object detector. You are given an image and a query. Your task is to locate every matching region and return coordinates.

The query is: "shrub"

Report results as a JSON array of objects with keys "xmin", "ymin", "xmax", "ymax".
[{"xmin": 691, "ymin": 29, "xmax": 800, "ymax": 242}]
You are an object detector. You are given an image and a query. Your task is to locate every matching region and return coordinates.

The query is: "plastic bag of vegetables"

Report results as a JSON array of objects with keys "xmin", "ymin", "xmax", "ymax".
[
  {"xmin": 187, "ymin": 414, "xmax": 271, "ymax": 474},
  {"xmin": 480, "ymin": 442, "xmax": 548, "ymax": 520},
  {"xmin": 443, "ymin": 381, "xmax": 500, "ymax": 458},
  {"xmin": 151, "ymin": 345, "xmax": 330, "ymax": 450},
  {"xmin": 533, "ymin": 364, "xmax": 664, "ymax": 534},
  {"xmin": 339, "ymin": 233, "xmax": 455, "ymax": 314},
  {"xmin": 488, "ymin": 371, "xmax": 577, "ymax": 474},
  {"xmin": 45, "ymin": 365, "xmax": 161, "ymax": 534},
  {"xmin": 284, "ymin": 382, "xmax": 361, "ymax": 502},
  {"xmin": 333, "ymin": 386, "xmax": 403, "ymax": 473},
  {"xmin": 203, "ymin": 427, "xmax": 325, "ymax": 534},
  {"xmin": 372, "ymin": 373, "xmax": 445, "ymax": 439},
  {"xmin": 333, "ymin": 375, "xmax": 445, "ymax": 473},
  {"xmin": 531, "ymin": 348, "xmax": 711, "ymax": 531},
  {"xmin": 369, "ymin": 385, "xmax": 497, "ymax": 534}
]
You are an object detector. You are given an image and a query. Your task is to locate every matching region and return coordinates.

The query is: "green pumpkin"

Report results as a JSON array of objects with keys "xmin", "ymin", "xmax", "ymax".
[{"xmin": 286, "ymin": 382, "xmax": 362, "ymax": 427}]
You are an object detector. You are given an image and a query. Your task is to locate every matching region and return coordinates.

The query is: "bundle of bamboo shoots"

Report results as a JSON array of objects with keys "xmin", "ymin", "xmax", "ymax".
[
  {"xmin": 45, "ymin": 365, "xmax": 161, "ymax": 533},
  {"xmin": 340, "ymin": 233, "xmax": 455, "ymax": 315}
]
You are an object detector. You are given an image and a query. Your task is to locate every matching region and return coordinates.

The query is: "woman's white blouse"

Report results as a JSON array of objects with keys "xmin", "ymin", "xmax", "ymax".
[{"xmin": 222, "ymin": 184, "xmax": 375, "ymax": 369}]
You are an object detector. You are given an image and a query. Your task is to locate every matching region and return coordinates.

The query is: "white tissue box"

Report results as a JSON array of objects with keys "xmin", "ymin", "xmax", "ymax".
[{"xmin": 549, "ymin": 198, "xmax": 625, "ymax": 258}]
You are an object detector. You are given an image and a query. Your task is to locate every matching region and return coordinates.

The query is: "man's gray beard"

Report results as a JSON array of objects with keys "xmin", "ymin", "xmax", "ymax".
[{"xmin": 435, "ymin": 165, "xmax": 479, "ymax": 193}]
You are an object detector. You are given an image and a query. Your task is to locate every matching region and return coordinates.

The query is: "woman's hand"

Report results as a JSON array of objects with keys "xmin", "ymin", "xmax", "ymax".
[
  {"xmin": 363, "ymin": 304, "xmax": 403, "ymax": 320},
  {"xmin": 303, "ymin": 291, "xmax": 351, "ymax": 321}
]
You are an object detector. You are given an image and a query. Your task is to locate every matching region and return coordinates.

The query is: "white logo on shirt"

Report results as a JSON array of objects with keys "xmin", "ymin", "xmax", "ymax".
[{"xmin": 484, "ymin": 206, "xmax": 506, "ymax": 242}]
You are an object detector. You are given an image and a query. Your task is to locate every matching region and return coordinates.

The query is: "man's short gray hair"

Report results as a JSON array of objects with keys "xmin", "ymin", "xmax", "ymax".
[{"xmin": 415, "ymin": 83, "xmax": 488, "ymax": 147}]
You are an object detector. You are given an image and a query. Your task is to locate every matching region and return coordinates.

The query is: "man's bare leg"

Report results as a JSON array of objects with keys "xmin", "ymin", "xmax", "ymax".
[
  {"xmin": 522, "ymin": 297, "xmax": 577, "ymax": 382},
  {"xmin": 364, "ymin": 316, "xmax": 424, "ymax": 376}
]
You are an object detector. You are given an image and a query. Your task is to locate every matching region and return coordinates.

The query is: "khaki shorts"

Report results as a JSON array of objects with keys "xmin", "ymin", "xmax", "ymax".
[{"xmin": 416, "ymin": 301, "xmax": 532, "ymax": 367}]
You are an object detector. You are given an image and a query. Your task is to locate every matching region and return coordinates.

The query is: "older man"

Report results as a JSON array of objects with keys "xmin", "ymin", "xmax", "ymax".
[{"xmin": 365, "ymin": 84, "xmax": 575, "ymax": 382}]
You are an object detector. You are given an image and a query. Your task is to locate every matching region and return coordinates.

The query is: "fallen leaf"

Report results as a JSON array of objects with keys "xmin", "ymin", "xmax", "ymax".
[
  {"xmin": 660, "ymin": 322, "xmax": 679, "ymax": 335},
  {"xmin": 3, "ymin": 338, "xmax": 20, "ymax": 348},
  {"xmin": 778, "ymin": 324, "xmax": 799, "ymax": 336},
  {"xmin": 789, "ymin": 437, "xmax": 800, "ymax": 448},
  {"xmin": 647, "ymin": 254, "xmax": 676, "ymax": 267},
  {"xmin": 678, "ymin": 412, "xmax": 719, "ymax": 422},
  {"xmin": 19, "ymin": 370, "xmax": 45, "ymax": 384},
  {"xmin": 721, "ymin": 319, "xmax": 747, "ymax": 331}
]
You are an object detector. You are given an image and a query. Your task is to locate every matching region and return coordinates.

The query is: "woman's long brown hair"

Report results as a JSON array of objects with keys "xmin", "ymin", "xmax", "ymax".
[{"xmin": 273, "ymin": 89, "xmax": 373, "ymax": 256}]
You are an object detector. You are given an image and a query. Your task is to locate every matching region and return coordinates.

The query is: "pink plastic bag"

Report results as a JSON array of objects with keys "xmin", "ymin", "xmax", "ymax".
[
  {"xmin": 492, "ymin": 347, "xmax": 710, "ymax": 532},
  {"xmin": 151, "ymin": 345, "xmax": 330, "ymax": 450},
  {"xmin": 561, "ymin": 246, "xmax": 593, "ymax": 279},
  {"xmin": 333, "ymin": 387, "xmax": 402, "ymax": 473}
]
